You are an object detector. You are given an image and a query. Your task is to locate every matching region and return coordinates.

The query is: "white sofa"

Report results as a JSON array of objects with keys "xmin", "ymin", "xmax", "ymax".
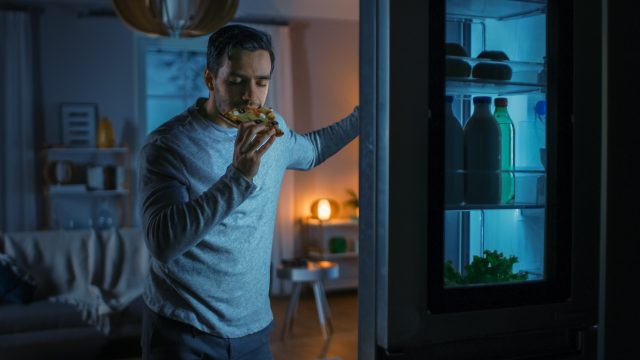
[{"xmin": 0, "ymin": 227, "xmax": 149, "ymax": 360}]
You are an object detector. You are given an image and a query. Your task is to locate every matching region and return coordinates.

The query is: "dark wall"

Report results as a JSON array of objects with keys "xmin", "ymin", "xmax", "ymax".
[{"xmin": 602, "ymin": 1, "xmax": 640, "ymax": 358}]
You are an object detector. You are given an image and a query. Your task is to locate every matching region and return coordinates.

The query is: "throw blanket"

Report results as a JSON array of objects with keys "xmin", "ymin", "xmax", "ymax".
[{"xmin": 0, "ymin": 227, "xmax": 149, "ymax": 334}]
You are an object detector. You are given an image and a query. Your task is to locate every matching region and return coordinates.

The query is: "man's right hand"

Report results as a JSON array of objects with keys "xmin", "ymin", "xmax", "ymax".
[{"xmin": 233, "ymin": 121, "xmax": 277, "ymax": 181}]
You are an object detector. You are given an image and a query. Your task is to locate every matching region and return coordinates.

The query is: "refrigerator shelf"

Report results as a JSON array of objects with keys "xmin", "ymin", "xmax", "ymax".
[
  {"xmin": 446, "ymin": 77, "xmax": 544, "ymax": 95},
  {"xmin": 446, "ymin": 0, "xmax": 546, "ymax": 21},
  {"xmin": 447, "ymin": 56, "xmax": 543, "ymax": 73},
  {"xmin": 445, "ymin": 203, "xmax": 545, "ymax": 211}
]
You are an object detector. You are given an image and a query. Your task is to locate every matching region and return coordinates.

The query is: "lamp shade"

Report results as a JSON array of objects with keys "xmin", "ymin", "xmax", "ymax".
[
  {"xmin": 112, "ymin": 0, "xmax": 239, "ymax": 38},
  {"xmin": 310, "ymin": 198, "xmax": 339, "ymax": 221}
]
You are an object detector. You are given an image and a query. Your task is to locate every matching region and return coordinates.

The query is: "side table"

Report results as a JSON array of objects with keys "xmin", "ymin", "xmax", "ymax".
[{"xmin": 276, "ymin": 260, "xmax": 340, "ymax": 340}]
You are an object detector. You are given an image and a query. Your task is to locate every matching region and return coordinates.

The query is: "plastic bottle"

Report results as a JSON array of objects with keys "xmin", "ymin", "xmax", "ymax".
[
  {"xmin": 444, "ymin": 95, "xmax": 464, "ymax": 205},
  {"xmin": 464, "ymin": 96, "xmax": 501, "ymax": 204},
  {"xmin": 493, "ymin": 97, "xmax": 515, "ymax": 204}
]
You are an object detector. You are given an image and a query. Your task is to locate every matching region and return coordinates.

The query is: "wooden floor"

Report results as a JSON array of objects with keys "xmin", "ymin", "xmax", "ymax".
[
  {"xmin": 114, "ymin": 289, "xmax": 358, "ymax": 360},
  {"xmin": 270, "ymin": 289, "xmax": 358, "ymax": 360}
]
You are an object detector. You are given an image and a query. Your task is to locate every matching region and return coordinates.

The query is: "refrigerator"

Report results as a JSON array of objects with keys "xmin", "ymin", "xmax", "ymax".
[{"xmin": 359, "ymin": 0, "xmax": 602, "ymax": 359}]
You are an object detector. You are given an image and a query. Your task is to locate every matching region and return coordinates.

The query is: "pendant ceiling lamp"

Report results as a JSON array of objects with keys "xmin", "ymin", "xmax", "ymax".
[{"xmin": 112, "ymin": 0, "xmax": 239, "ymax": 38}]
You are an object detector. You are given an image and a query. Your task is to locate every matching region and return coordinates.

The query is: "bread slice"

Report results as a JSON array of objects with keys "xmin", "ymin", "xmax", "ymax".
[
  {"xmin": 472, "ymin": 62, "xmax": 512, "ymax": 81},
  {"xmin": 446, "ymin": 58, "xmax": 472, "ymax": 78},
  {"xmin": 476, "ymin": 50, "xmax": 510, "ymax": 61},
  {"xmin": 219, "ymin": 107, "xmax": 284, "ymax": 137},
  {"xmin": 446, "ymin": 43, "xmax": 469, "ymax": 57}
]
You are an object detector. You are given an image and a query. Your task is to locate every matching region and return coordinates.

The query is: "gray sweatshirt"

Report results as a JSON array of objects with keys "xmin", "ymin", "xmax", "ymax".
[{"xmin": 138, "ymin": 98, "xmax": 359, "ymax": 338}]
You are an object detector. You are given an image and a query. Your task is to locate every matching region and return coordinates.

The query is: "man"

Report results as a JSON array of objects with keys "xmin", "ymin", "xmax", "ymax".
[{"xmin": 138, "ymin": 24, "xmax": 359, "ymax": 359}]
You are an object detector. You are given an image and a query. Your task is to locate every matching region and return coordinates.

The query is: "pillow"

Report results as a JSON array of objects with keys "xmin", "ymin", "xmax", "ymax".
[{"xmin": 0, "ymin": 252, "xmax": 36, "ymax": 304}]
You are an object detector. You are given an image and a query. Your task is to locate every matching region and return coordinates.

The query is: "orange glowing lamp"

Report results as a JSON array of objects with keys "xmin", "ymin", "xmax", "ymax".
[{"xmin": 310, "ymin": 198, "xmax": 339, "ymax": 222}]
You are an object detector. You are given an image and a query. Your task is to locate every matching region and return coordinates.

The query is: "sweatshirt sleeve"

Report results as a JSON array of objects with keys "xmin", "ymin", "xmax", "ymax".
[
  {"xmin": 286, "ymin": 106, "xmax": 359, "ymax": 171},
  {"xmin": 138, "ymin": 139, "xmax": 256, "ymax": 264}
]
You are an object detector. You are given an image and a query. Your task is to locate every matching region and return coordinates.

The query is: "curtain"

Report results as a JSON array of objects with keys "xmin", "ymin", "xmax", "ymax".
[
  {"xmin": 250, "ymin": 24, "xmax": 296, "ymax": 296},
  {"xmin": 0, "ymin": 11, "xmax": 38, "ymax": 232}
]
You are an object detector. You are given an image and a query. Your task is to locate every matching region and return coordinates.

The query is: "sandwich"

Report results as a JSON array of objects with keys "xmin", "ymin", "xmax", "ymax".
[{"xmin": 218, "ymin": 107, "xmax": 284, "ymax": 137}]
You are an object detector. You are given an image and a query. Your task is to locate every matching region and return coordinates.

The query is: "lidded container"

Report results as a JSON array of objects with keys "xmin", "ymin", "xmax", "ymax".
[{"xmin": 464, "ymin": 96, "xmax": 501, "ymax": 204}]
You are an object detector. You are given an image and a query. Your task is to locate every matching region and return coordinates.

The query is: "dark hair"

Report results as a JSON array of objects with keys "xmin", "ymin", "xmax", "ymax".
[{"xmin": 207, "ymin": 24, "xmax": 275, "ymax": 76}]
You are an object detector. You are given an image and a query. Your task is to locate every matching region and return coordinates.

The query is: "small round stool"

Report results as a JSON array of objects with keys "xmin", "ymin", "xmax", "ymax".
[{"xmin": 277, "ymin": 260, "xmax": 340, "ymax": 340}]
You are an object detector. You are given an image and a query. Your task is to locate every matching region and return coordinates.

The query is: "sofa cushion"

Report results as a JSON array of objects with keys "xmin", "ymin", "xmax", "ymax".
[
  {"xmin": 0, "ymin": 253, "xmax": 36, "ymax": 304},
  {"xmin": 0, "ymin": 296, "xmax": 144, "ymax": 336},
  {"xmin": 1, "ymin": 228, "xmax": 149, "ymax": 334}
]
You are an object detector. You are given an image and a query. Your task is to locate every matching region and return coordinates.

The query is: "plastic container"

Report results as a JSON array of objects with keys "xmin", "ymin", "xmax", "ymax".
[
  {"xmin": 464, "ymin": 96, "xmax": 501, "ymax": 204},
  {"xmin": 494, "ymin": 98, "xmax": 515, "ymax": 204},
  {"xmin": 444, "ymin": 95, "xmax": 464, "ymax": 205}
]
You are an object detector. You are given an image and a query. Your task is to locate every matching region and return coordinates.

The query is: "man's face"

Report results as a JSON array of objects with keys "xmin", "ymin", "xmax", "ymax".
[{"xmin": 206, "ymin": 49, "xmax": 271, "ymax": 114}]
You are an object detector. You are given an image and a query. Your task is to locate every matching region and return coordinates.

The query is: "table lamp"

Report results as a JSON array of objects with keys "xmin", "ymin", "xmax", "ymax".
[
  {"xmin": 311, "ymin": 198, "xmax": 339, "ymax": 223},
  {"xmin": 310, "ymin": 198, "xmax": 339, "ymax": 257}
]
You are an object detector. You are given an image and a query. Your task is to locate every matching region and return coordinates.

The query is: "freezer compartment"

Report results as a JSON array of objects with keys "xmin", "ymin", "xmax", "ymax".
[{"xmin": 418, "ymin": 327, "xmax": 583, "ymax": 360}]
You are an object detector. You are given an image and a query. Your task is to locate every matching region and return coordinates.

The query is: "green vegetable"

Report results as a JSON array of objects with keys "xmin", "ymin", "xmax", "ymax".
[{"xmin": 444, "ymin": 250, "xmax": 528, "ymax": 286}]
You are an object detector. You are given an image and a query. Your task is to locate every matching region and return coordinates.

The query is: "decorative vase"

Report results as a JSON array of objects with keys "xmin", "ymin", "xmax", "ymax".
[{"xmin": 97, "ymin": 117, "xmax": 116, "ymax": 148}]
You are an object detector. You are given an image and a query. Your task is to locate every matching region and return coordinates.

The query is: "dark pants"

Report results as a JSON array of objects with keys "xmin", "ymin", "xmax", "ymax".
[{"xmin": 141, "ymin": 303, "xmax": 273, "ymax": 360}]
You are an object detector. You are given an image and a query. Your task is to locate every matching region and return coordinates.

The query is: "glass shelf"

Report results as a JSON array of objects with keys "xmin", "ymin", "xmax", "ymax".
[
  {"xmin": 445, "ymin": 203, "xmax": 544, "ymax": 211},
  {"xmin": 447, "ymin": 56, "xmax": 543, "ymax": 72},
  {"xmin": 445, "ymin": 169, "xmax": 546, "ymax": 210},
  {"xmin": 446, "ymin": 0, "xmax": 546, "ymax": 21},
  {"xmin": 447, "ymin": 77, "xmax": 544, "ymax": 95}
]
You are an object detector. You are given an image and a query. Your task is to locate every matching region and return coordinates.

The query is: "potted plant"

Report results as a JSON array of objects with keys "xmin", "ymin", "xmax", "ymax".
[{"xmin": 344, "ymin": 189, "xmax": 359, "ymax": 220}]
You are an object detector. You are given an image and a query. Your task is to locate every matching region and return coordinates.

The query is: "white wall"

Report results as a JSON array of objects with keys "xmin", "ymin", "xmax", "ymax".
[
  {"xmin": 40, "ymin": 5, "xmax": 137, "ymax": 147},
  {"xmin": 290, "ymin": 19, "xmax": 360, "ymax": 221},
  {"xmin": 237, "ymin": 0, "xmax": 358, "ymax": 21}
]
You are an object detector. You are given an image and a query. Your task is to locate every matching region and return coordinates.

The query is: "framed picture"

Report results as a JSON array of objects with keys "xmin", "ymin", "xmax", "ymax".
[{"xmin": 60, "ymin": 103, "xmax": 98, "ymax": 147}]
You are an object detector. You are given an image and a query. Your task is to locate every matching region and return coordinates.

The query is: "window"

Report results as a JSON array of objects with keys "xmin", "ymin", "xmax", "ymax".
[
  {"xmin": 145, "ymin": 49, "xmax": 208, "ymax": 133},
  {"xmin": 137, "ymin": 36, "xmax": 209, "ymax": 134}
]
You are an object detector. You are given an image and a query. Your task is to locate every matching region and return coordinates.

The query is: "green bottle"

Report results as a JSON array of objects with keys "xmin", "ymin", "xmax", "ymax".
[{"xmin": 493, "ymin": 98, "xmax": 515, "ymax": 204}]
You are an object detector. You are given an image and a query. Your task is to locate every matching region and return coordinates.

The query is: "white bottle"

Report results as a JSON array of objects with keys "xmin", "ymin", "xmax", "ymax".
[
  {"xmin": 444, "ymin": 95, "xmax": 464, "ymax": 205},
  {"xmin": 464, "ymin": 96, "xmax": 501, "ymax": 204}
]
